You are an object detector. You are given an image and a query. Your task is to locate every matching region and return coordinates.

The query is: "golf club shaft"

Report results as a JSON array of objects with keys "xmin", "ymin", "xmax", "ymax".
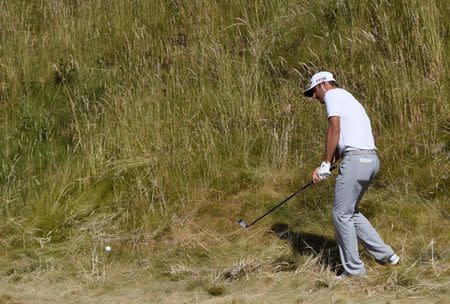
[
  {"xmin": 244, "ymin": 163, "xmax": 337, "ymax": 228},
  {"xmin": 245, "ymin": 181, "xmax": 312, "ymax": 228}
]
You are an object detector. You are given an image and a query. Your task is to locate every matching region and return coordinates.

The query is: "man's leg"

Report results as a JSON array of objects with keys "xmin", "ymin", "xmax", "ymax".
[
  {"xmin": 354, "ymin": 212, "xmax": 395, "ymax": 261},
  {"xmin": 352, "ymin": 155, "xmax": 395, "ymax": 262},
  {"xmin": 333, "ymin": 156, "xmax": 366, "ymax": 276}
]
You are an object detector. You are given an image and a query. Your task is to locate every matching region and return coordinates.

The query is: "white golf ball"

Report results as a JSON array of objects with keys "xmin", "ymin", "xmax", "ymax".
[{"xmin": 105, "ymin": 245, "xmax": 112, "ymax": 252}]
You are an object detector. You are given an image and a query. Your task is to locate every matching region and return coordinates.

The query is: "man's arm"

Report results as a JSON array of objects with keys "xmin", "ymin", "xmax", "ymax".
[
  {"xmin": 312, "ymin": 116, "xmax": 340, "ymax": 183},
  {"xmin": 333, "ymin": 147, "xmax": 341, "ymax": 163},
  {"xmin": 322, "ymin": 116, "xmax": 340, "ymax": 163}
]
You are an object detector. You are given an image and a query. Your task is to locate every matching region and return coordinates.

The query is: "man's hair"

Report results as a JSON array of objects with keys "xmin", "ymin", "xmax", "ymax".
[{"xmin": 326, "ymin": 81, "xmax": 337, "ymax": 87}]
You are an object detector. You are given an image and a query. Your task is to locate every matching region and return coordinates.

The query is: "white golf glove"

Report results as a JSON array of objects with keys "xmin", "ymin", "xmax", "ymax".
[{"xmin": 317, "ymin": 162, "xmax": 331, "ymax": 180}]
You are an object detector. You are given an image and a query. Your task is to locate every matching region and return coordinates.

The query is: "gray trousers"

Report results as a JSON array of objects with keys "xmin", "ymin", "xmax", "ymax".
[{"xmin": 333, "ymin": 151, "xmax": 394, "ymax": 275}]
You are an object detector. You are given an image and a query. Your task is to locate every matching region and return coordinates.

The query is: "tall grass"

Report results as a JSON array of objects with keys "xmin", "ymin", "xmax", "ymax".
[{"xmin": 0, "ymin": 0, "xmax": 449, "ymax": 276}]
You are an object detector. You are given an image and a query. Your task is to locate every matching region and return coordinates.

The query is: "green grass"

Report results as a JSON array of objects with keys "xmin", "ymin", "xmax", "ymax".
[{"xmin": 0, "ymin": 0, "xmax": 449, "ymax": 303}]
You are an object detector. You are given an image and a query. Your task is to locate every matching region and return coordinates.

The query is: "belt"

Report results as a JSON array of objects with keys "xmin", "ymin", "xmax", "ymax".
[{"xmin": 343, "ymin": 149, "xmax": 377, "ymax": 157}]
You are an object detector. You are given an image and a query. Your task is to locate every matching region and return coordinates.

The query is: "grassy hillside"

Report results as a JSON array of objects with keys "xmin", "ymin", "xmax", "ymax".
[{"xmin": 0, "ymin": 0, "xmax": 449, "ymax": 303}]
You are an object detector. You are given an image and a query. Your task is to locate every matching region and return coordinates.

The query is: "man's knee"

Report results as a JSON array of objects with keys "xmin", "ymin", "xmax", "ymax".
[{"xmin": 332, "ymin": 208, "xmax": 353, "ymax": 223}]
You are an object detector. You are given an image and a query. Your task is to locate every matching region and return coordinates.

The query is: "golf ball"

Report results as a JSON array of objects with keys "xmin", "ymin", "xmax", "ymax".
[{"xmin": 105, "ymin": 245, "xmax": 112, "ymax": 252}]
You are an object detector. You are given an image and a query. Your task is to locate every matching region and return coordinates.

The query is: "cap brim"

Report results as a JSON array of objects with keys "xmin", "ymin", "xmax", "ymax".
[{"xmin": 303, "ymin": 87, "xmax": 314, "ymax": 97}]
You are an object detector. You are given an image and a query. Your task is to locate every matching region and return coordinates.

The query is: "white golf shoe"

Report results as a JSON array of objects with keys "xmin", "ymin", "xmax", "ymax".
[{"xmin": 387, "ymin": 253, "xmax": 400, "ymax": 266}]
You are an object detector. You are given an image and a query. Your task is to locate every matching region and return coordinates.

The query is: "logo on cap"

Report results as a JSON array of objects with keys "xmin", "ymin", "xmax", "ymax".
[{"xmin": 315, "ymin": 77, "xmax": 326, "ymax": 84}]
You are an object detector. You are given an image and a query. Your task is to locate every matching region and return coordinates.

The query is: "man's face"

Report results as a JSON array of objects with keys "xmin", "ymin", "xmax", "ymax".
[{"xmin": 312, "ymin": 82, "xmax": 326, "ymax": 103}]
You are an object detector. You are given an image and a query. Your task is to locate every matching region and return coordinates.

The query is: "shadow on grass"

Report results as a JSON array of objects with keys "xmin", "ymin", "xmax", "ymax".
[{"xmin": 270, "ymin": 222, "xmax": 340, "ymax": 269}]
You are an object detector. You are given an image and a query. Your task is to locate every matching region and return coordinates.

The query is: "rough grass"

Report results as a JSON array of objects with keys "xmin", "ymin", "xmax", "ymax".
[{"xmin": 0, "ymin": 0, "xmax": 449, "ymax": 303}]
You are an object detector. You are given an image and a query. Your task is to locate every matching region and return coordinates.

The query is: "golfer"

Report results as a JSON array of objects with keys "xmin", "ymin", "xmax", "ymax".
[{"xmin": 303, "ymin": 71, "xmax": 399, "ymax": 279}]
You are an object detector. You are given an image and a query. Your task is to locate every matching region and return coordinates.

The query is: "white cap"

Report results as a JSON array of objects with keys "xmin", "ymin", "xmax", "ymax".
[{"xmin": 303, "ymin": 71, "xmax": 336, "ymax": 97}]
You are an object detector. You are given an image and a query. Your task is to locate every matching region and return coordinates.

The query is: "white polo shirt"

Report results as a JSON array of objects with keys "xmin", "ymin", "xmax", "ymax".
[{"xmin": 324, "ymin": 88, "xmax": 376, "ymax": 155}]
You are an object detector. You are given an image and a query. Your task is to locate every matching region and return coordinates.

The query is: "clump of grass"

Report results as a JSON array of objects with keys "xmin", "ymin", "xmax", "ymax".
[
  {"xmin": 272, "ymin": 254, "xmax": 297, "ymax": 272},
  {"xmin": 167, "ymin": 264, "xmax": 199, "ymax": 282},
  {"xmin": 385, "ymin": 268, "xmax": 418, "ymax": 289},
  {"xmin": 215, "ymin": 258, "xmax": 262, "ymax": 283},
  {"xmin": 314, "ymin": 279, "xmax": 330, "ymax": 289},
  {"xmin": 206, "ymin": 285, "xmax": 226, "ymax": 297}
]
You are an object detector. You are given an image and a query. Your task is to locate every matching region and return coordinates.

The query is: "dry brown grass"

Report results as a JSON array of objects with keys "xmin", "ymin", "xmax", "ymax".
[{"xmin": 1, "ymin": 196, "xmax": 448, "ymax": 304}]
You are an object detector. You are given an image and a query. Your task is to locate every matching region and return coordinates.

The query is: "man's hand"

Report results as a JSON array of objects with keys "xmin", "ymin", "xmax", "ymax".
[{"xmin": 312, "ymin": 162, "xmax": 331, "ymax": 184}]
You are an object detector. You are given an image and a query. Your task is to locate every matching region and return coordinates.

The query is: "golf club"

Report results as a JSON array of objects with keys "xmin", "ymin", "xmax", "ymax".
[{"xmin": 238, "ymin": 163, "xmax": 337, "ymax": 228}]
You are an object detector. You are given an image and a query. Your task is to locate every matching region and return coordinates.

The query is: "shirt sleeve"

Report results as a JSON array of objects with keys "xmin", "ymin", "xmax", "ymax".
[{"xmin": 324, "ymin": 90, "xmax": 341, "ymax": 118}]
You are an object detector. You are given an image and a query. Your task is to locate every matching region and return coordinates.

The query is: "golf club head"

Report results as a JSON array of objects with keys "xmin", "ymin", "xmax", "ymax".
[{"xmin": 238, "ymin": 219, "xmax": 248, "ymax": 228}]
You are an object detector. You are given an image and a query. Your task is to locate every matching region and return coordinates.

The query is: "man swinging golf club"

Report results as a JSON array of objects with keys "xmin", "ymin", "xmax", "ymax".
[{"xmin": 303, "ymin": 71, "xmax": 399, "ymax": 279}]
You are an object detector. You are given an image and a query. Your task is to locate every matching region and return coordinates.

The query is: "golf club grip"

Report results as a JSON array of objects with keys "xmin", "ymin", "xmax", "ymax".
[
  {"xmin": 330, "ymin": 163, "xmax": 337, "ymax": 171},
  {"xmin": 245, "ymin": 162, "xmax": 338, "ymax": 227}
]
